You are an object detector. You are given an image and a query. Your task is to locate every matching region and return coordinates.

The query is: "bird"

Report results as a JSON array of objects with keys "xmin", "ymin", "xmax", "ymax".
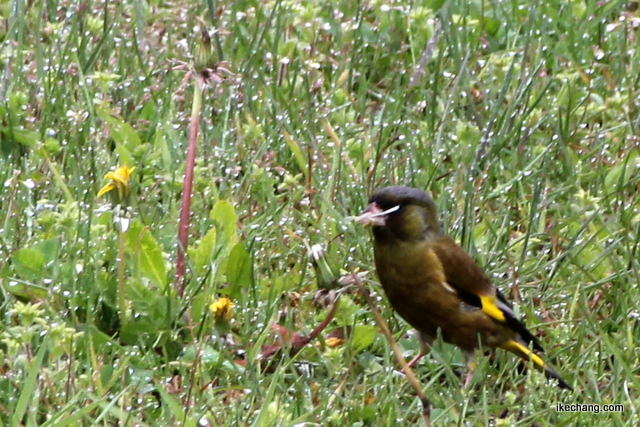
[{"xmin": 354, "ymin": 185, "xmax": 571, "ymax": 390}]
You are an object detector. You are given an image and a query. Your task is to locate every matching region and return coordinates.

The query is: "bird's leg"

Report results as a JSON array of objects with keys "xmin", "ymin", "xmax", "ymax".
[
  {"xmin": 407, "ymin": 352, "xmax": 425, "ymax": 368},
  {"xmin": 463, "ymin": 351, "xmax": 477, "ymax": 388},
  {"xmin": 407, "ymin": 331, "xmax": 433, "ymax": 368}
]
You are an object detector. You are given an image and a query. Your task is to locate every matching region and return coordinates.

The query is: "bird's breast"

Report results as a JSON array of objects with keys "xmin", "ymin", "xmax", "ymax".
[
  {"xmin": 374, "ymin": 240, "xmax": 446, "ymax": 292},
  {"xmin": 373, "ymin": 240, "xmax": 503, "ymax": 350}
]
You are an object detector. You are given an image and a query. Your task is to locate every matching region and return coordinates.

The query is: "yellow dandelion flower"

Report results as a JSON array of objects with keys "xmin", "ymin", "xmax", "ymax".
[
  {"xmin": 98, "ymin": 165, "xmax": 136, "ymax": 200},
  {"xmin": 209, "ymin": 296, "xmax": 233, "ymax": 321},
  {"xmin": 324, "ymin": 337, "xmax": 344, "ymax": 348}
]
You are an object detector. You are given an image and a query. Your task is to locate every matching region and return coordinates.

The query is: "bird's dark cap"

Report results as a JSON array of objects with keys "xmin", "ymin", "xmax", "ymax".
[{"xmin": 368, "ymin": 186, "xmax": 434, "ymax": 209}]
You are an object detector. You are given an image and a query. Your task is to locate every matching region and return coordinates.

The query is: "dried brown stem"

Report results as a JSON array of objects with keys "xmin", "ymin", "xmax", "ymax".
[{"xmin": 354, "ymin": 275, "xmax": 431, "ymax": 427}]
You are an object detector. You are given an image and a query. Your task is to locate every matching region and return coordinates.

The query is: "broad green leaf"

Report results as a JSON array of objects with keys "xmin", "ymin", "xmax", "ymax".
[
  {"xmin": 97, "ymin": 109, "xmax": 141, "ymax": 149},
  {"xmin": 210, "ymin": 200, "xmax": 237, "ymax": 243},
  {"xmin": 97, "ymin": 107, "xmax": 141, "ymax": 165},
  {"xmin": 120, "ymin": 321, "xmax": 158, "ymax": 345},
  {"xmin": 3, "ymin": 279, "xmax": 48, "ymax": 300},
  {"xmin": 189, "ymin": 293, "xmax": 208, "ymax": 321},
  {"xmin": 182, "ymin": 344, "xmax": 242, "ymax": 372},
  {"xmin": 10, "ymin": 128, "xmax": 40, "ymax": 148},
  {"xmin": 575, "ymin": 240, "xmax": 611, "ymax": 280},
  {"xmin": 153, "ymin": 127, "xmax": 173, "ymax": 170},
  {"xmin": 482, "ymin": 17, "xmax": 501, "ymax": 37},
  {"xmin": 351, "ymin": 325, "xmax": 377, "ymax": 352},
  {"xmin": 33, "ymin": 238, "xmax": 60, "ymax": 263},
  {"xmin": 114, "ymin": 142, "xmax": 134, "ymax": 166},
  {"xmin": 223, "ymin": 242, "xmax": 252, "ymax": 298},
  {"xmin": 190, "ymin": 227, "xmax": 216, "ymax": 276},
  {"xmin": 125, "ymin": 220, "xmax": 168, "ymax": 289},
  {"xmin": 10, "ymin": 238, "xmax": 60, "ymax": 281},
  {"xmin": 12, "ymin": 248, "xmax": 45, "ymax": 280},
  {"xmin": 333, "ymin": 295, "xmax": 360, "ymax": 326}
]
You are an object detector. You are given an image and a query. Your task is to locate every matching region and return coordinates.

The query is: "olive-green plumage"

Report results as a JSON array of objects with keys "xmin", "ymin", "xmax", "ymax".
[{"xmin": 356, "ymin": 186, "xmax": 571, "ymax": 390}]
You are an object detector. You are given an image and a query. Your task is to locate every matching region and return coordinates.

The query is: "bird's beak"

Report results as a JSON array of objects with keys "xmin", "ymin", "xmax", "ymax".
[{"xmin": 352, "ymin": 203, "xmax": 400, "ymax": 226}]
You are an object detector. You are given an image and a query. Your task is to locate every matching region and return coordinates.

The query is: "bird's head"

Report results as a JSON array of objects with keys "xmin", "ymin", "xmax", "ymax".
[{"xmin": 354, "ymin": 186, "xmax": 441, "ymax": 242}]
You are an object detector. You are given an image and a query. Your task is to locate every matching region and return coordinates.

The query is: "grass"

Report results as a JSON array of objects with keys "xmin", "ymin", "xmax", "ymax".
[{"xmin": 1, "ymin": 0, "xmax": 639, "ymax": 425}]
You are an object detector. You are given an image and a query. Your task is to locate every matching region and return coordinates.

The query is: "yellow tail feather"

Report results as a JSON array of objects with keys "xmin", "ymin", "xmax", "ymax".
[
  {"xmin": 501, "ymin": 340, "xmax": 546, "ymax": 370},
  {"xmin": 500, "ymin": 339, "xmax": 572, "ymax": 390}
]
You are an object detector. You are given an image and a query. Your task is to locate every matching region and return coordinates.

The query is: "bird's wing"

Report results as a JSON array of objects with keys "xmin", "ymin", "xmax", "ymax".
[{"xmin": 431, "ymin": 236, "xmax": 544, "ymax": 352}]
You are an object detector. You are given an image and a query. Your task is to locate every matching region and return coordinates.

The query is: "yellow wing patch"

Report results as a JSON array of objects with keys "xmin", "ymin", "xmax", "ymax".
[{"xmin": 480, "ymin": 295, "xmax": 507, "ymax": 322}]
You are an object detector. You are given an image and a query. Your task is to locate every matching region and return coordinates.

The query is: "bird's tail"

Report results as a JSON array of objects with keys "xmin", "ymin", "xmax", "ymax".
[{"xmin": 501, "ymin": 339, "xmax": 573, "ymax": 390}]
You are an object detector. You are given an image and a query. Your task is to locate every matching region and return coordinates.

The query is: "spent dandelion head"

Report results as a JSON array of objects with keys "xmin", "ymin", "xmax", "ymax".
[
  {"xmin": 193, "ymin": 29, "xmax": 233, "ymax": 85},
  {"xmin": 194, "ymin": 29, "xmax": 216, "ymax": 76},
  {"xmin": 172, "ymin": 28, "xmax": 234, "ymax": 90},
  {"xmin": 308, "ymin": 242, "xmax": 340, "ymax": 291}
]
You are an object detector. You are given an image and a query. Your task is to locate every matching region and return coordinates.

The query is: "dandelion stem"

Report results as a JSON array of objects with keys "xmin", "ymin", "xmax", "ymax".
[
  {"xmin": 41, "ymin": 148, "xmax": 74, "ymax": 203},
  {"xmin": 117, "ymin": 224, "xmax": 127, "ymax": 326},
  {"xmin": 175, "ymin": 79, "xmax": 203, "ymax": 297}
]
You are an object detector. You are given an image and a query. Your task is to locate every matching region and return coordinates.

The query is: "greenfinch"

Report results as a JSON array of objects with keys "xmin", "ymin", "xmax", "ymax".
[{"xmin": 355, "ymin": 186, "xmax": 571, "ymax": 390}]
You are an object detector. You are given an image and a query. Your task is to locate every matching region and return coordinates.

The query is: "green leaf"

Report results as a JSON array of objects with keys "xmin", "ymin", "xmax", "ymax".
[
  {"xmin": 189, "ymin": 292, "xmax": 208, "ymax": 321},
  {"xmin": 281, "ymin": 126, "xmax": 307, "ymax": 175},
  {"xmin": 223, "ymin": 242, "xmax": 252, "ymax": 298},
  {"xmin": 9, "ymin": 128, "xmax": 40, "ymax": 148},
  {"xmin": 9, "ymin": 238, "xmax": 59, "ymax": 281},
  {"xmin": 114, "ymin": 141, "xmax": 134, "ymax": 166},
  {"xmin": 12, "ymin": 335, "xmax": 49, "ymax": 425},
  {"xmin": 33, "ymin": 238, "xmax": 60, "ymax": 263},
  {"xmin": 210, "ymin": 200, "xmax": 237, "ymax": 243},
  {"xmin": 153, "ymin": 382, "xmax": 197, "ymax": 427},
  {"xmin": 604, "ymin": 150, "xmax": 639, "ymax": 193},
  {"xmin": 351, "ymin": 325, "xmax": 377, "ymax": 352},
  {"xmin": 97, "ymin": 107, "xmax": 141, "ymax": 165},
  {"xmin": 97, "ymin": 110, "xmax": 141, "ymax": 149},
  {"xmin": 181, "ymin": 344, "xmax": 241, "ymax": 373},
  {"xmin": 3, "ymin": 279, "xmax": 48, "ymax": 300},
  {"xmin": 334, "ymin": 295, "xmax": 360, "ymax": 326},
  {"xmin": 482, "ymin": 17, "xmax": 501, "ymax": 37},
  {"xmin": 190, "ymin": 227, "xmax": 217, "ymax": 276},
  {"xmin": 12, "ymin": 248, "xmax": 45, "ymax": 280},
  {"xmin": 154, "ymin": 127, "xmax": 173, "ymax": 171},
  {"xmin": 120, "ymin": 321, "xmax": 159, "ymax": 346},
  {"xmin": 125, "ymin": 220, "xmax": 168, "ymax": 289}
]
